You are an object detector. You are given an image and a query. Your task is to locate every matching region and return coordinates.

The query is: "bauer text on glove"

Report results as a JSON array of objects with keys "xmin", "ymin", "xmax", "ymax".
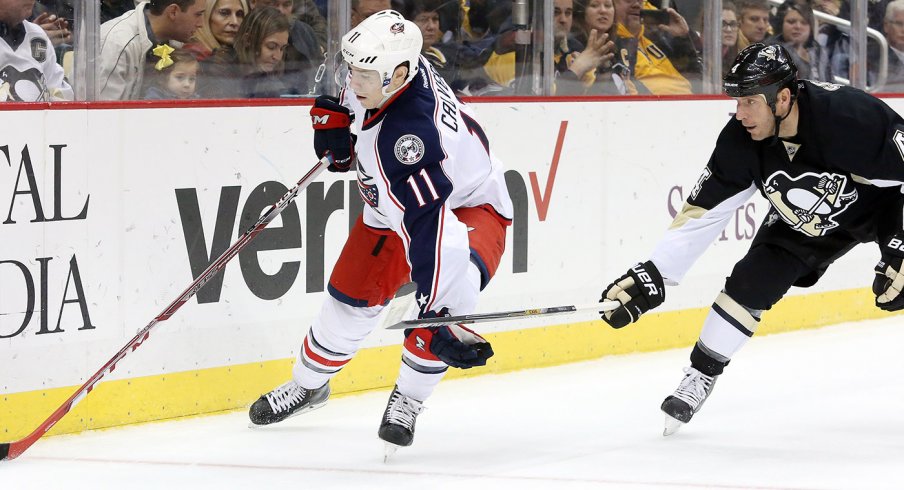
[
  {"xmin": 874, "ymin": 231, "xmax": 904, "ymax": 311},
  {"xmin": 600, "ymin": 260, "xmax": 665, "ymax": 328}
]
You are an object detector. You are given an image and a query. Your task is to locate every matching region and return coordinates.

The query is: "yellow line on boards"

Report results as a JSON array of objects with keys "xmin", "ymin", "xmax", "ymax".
[{"xmin": 1, "ymin": 288, "xmax": 897, "ymax": 439}]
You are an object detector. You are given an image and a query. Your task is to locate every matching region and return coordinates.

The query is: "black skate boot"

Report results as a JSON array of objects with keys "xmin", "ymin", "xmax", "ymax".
[
  {"xmin": 378, "ymin": 386, "xmax": 425, "ymax": 462},
  {"xmin": 249, "ymin": 380, "xmax": 330, "ymax": 426},
  {"xmin": 661, "ymin": 366, "xmax": 718, "ymax": 436}
]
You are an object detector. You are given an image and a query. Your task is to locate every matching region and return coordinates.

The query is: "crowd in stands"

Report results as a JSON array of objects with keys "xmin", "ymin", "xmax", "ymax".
[{"xmin": 5, "ymin": 0, "xmax": 904, "ymax": 102}]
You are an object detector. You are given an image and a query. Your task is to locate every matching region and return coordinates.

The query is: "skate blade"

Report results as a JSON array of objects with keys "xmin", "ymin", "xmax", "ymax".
[
  {"xmin": 247, "ymin": 400, "xmax": 328, "ymax": 429},
  {"xmin": 663, "ymin": 414, "xmax": 685, "ymax": 436},
  {"xmin": 383, "ymin": 442, "xmax": 400, "ymax": 463}
]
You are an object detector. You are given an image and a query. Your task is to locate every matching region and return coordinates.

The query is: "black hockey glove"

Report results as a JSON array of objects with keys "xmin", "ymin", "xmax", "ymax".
[
  {"xmin": 310, "ymin": 95, "xmax": 354, "ymax": 172},
  {"xmin": 406, "ymin": 310, "xmax": 494, "ymax": 369},
  {"xmin": 873, "ymin": 232, "xmax": 904, "ymax": 311},
  {"xmin": 600, "ymin": 260, "xmax": 665, "ymax": 328}
]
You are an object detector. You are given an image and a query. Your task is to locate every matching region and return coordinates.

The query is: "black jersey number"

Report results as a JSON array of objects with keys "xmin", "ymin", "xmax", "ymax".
[{"xmin": 462, "ymin": 112, "xmax": 490, "ymax": 155}]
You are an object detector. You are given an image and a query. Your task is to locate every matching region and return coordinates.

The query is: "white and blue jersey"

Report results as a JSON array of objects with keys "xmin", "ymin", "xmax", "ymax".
[{"xmin": 340, "ymin": 56, "xmax": 514, "ymax": 316}]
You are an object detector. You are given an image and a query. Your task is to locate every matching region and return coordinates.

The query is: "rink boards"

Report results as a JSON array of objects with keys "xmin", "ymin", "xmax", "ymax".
[{"xmin": 1, "ymin": 97, "xmax": 901, "ymax": 438}]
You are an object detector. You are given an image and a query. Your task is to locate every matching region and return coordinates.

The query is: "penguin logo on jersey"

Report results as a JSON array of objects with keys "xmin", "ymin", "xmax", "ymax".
[
  {"xmin": 394, "ymin": 134, "xmax": 425, "ymax": 165},
  {"xmin": 0, "ymin": 65, "xmax": 46, "ymax": 101},
  {"xmin": 763, "ymin": 171, "xmax": 858, "ymax": 237}
]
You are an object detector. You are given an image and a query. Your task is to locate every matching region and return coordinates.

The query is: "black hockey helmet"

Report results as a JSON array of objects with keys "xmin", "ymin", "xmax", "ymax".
[{"xmin": 723, "ymin": 43, "xmax": 798, "ymax": 111}]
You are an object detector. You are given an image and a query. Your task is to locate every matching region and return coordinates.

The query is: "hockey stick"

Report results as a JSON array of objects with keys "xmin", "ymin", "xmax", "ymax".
[
  {"xmin": 378, "ymin": 283, "xmax": 418, "ymax": 329},
  {"xmin": 0, "ymin": 156, "xmax": 332, "ymax": 462},
  {"xmin": 385, "ymin": 300, "xmax": 621, "ymax": 330},
  {"xmin": 792, "ymin": 176, "xmax": 840, "ymax": 230}
]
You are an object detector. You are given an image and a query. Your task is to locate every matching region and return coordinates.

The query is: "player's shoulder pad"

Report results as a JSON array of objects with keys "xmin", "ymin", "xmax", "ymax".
[
  {"xmin": 801, "ymin": 79, "xmax": 899, "ymax": 135},
  {"xmin": 801, "ymin": 79, "xmax": 882, "ymax": 117}
]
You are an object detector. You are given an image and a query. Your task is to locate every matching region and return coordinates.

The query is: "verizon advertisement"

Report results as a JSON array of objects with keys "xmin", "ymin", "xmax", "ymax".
[{"xmin": 0, "ymin": 99, "xmax": 883, "ymax": 394}]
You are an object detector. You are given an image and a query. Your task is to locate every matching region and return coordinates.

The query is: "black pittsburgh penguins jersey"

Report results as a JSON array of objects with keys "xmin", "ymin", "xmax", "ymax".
[{"xmin": 651, "ymin": 80, "xmax": 904, "ymax": 284}]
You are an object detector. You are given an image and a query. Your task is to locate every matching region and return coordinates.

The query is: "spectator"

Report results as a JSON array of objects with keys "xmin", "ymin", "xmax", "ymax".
[
  {"xmin": 736, "ymin": 0, "xmax": 770, "ymax": 49},
  {"xmin": 422, "ymin": 0, "xmax": 508, "ymax": 95},
  {"xmin": 766, "ymin": 1, "xmax": 831, "ymax": 81},
  {"xmin": 99, "ymin": 0, "xmax": 206, "ymax": 100},
  {"xmin": 471, "ymin": 0, "xmax": 518, "ymax": 91},
  {"xmin": 812, "ymin": 0, "xmax": 841, "ymax": 18},
  {"xmin": 396, "ymin": 0, "xmax": 497, "ymax": 95},
  {"xmin": 820, "ymin": 1, "xmax": 888, "ymax": 86},
  {"xmin": 352, "ymin": 0, "xmax": 390, "ymax": 27},
  {"xmin": 292, "ymin": 0, "xmax": 327, "ymax": 50},
  {"xmin": 0, "ymin": 0, "xmax": 72, "ymax": 101},
  {"xmin": 184, "ymin": 0, "xmax": 247, "ymax": 61},
  {"xmin": 250, "ymin": 0, "xmax": 322, "ymax": 94},
  {"xmin": 144, "ymin": 46, "xmax": 200, "ymax": 98},
  {"xmin": 613, "ymin": 0, "xmax": 701, "ymax": 94},
  {"xmin": 201, "ymin": 6, "xmax": 293, "ymax": 97},
  {"xmin": 568, "ymin": 0, "xmax": 632, "ymax": 95},
  {"xmin": 882, "ymin": 0, "xmax": 904, "ymax": 90},
  {"xmin": 31, "ymin": 1, "xmax": 71, "ymax": 51},
  {"xmin": 555, "ymin": 0, "xmax": 609, "ymax": 94},
  {"xmin": 401, "ymin": 0, "xmax": 456, "ymax": 82},
  {"xmin": 102, "ymin": 0, "xmax": 134, "ymax": 23},
  {"xmin": 721, "ymin": 1, "xmax": 739, "ymax": 77}
]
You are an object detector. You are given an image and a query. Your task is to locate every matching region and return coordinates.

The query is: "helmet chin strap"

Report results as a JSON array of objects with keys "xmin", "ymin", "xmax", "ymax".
[
  {"xmin": 376, "ymin": 84, "xmax": 403, "ymax": 108},
  {"xmin": 769, "ymin": 94, "xmax": 795, "ymax": 142},
  {"xmin": 375, "ymin": 66, "xmax": 413, "ymax": 108}
]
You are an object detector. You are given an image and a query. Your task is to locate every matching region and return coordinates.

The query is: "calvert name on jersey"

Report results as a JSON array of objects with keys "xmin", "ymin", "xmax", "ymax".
[
  {"xmin": 651, "ymin": 80, "xmax": 904, "ymax": 284},
  {"xmin": 340, "ymin": 56, "xmax": 514, "ymax": 316}
]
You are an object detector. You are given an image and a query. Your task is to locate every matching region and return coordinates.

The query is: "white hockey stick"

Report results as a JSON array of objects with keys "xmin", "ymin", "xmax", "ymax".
[
  {"xmin": 385, "ymin": 300, "xmax": 621, "ymax": 330},
  {"xmin": 0, "ymin": 156, "xmax": 332, "ymax": 462},
  {"xmin": 378, "ymin": 283, "xmax": 418, "ymax": 329}
]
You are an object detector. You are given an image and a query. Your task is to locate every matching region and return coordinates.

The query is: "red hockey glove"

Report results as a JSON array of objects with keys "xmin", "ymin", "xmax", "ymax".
[
  {"xmin": 310, "ymin": 95, "xmax": 354, "ymax": 172},
  {"xmin": 406, "ymin": 311, "xmax": 494, "ymax": 369},
  {"xmin": 874, "ymin": 232, "xmax": 904, "ymax": 311},
  {"xmin": 600, "ymin": 260, "xmax": 666, "ymax": 328}
]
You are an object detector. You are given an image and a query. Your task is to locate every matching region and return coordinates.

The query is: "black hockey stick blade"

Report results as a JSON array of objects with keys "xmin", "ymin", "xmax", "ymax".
[{"xmin": 385, "ymin": 300, "xmax": 621, "ymax": 330}]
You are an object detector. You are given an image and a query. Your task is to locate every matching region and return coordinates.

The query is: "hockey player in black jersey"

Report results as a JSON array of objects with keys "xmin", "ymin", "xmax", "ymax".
[{"xmin": 599, "ymin": 43, "xmax": 904, "ymax": 435}]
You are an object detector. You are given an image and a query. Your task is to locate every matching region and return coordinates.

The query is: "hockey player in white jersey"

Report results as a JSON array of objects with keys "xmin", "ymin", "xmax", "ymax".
[
  {"xmin": 0, "ymin": 0, "xmax": 73, "ymax": 101},
  {"xmin": 249, "ymin": 10, "xmax": 514, "ymax": 458},
  {"xmin": 599, "ymin": 43, "xmax": 904, "ymax": 435}
]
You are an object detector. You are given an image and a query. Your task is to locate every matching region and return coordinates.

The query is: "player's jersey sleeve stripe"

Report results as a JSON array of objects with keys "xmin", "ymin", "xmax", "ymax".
[{"xmin": 849, "ymin": 173, "xmax": 904, "ymax": 188}]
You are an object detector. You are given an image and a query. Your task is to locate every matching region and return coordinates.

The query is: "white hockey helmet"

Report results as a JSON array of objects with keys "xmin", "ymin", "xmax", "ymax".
[{"xmin": 340, "ymin": 10, "xmax": 423, "ymax": 96}]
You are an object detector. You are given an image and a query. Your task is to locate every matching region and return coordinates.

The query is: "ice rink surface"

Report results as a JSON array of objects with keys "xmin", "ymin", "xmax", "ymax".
[{"xmin": 3, "ymin": 315, "xmax": 903, "ymax": 490}]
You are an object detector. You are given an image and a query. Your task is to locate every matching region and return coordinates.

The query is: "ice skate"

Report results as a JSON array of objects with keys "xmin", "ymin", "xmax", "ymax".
[
  {"xmin": 248, "ymin": 380, "xmax": 330, "ymax": 426},
  {"xmin": 378, "ymin": 386, "xmax": 425, "ymax": 462},
  {"xmin": 660, "ymin": 367, "xmax": 717, "ymax": 436}
]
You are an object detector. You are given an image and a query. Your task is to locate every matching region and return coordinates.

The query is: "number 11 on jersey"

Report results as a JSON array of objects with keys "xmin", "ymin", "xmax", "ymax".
[{"xmin": 407, "ymin": 168, "xmax": 441, "ymax": 206}]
